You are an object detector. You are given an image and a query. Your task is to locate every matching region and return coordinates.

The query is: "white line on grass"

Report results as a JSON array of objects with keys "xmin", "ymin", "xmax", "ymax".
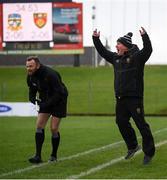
[
  {"xmin": 68, "ymin": 140, "xmax": 167, "ymax": 179},
  {"xmin": 0, "ymin": 141, "xmax": 123, "ymax": 178},
  {"xmin": 0, "ymin": 127, "xmax": 167, "ymax": 178},
  {"xmin": 59, "ymin": 140, "xmax": 123, "ymax": 161}
]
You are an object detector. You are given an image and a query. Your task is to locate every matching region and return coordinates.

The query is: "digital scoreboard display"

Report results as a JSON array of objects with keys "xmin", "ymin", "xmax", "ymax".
[
  {"xmin": 3, "ymin": 3, "xmax": 53, "ymax": 42},
  {"xmin": 0, "ymin": 2, "xmax": 84, "ymax": 54}
]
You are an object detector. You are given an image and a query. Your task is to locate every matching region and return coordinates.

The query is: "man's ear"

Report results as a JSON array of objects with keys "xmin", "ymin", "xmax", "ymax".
[{"xmin": 37, "ymin": 63, "xmax": 40, "ymax": 69}]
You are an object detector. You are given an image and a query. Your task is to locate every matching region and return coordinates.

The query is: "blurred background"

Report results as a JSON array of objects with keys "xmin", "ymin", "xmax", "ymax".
[{"xmin": 0, "ymin": 0, "xmax": 167, "ymax": 116}]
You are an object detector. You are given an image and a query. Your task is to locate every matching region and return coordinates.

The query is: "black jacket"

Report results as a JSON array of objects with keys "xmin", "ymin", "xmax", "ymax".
[
  {"xmin": 93, "ymin": 33, "xmax": 152, "ymax": 98},
  {"xmin": 27, "ymin": 65, "xmax": 68, "ymax": 106}
]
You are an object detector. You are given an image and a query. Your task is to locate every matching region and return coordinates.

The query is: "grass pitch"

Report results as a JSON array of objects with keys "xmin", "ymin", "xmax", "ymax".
[
  {"xmin": 0, "ymin": 116, "xmax": 167, "ymax": 179},
  {"xmin": 0, "ymin": 66, "xmax": 167, "ymax": 115}
]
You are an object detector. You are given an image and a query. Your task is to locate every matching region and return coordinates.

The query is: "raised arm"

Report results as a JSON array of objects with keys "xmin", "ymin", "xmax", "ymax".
[
  {"xmin": 138, "ymin": 27, "xmax": 153, "ymax": 63},
  {"xmin": 92, "ymin": 29, "xmax": 115, "ymax": 64}
]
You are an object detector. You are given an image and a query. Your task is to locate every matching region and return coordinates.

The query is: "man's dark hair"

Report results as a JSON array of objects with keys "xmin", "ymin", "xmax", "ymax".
[{"xmin": 26, "ymin": 56, "xmax": 40, "ymax": 64}]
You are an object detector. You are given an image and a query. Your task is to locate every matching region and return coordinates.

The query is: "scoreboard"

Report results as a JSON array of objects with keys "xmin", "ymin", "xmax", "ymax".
[
  {"xmin": 3, "ymin": 3, "xmax": 53, "ymax": 42},
  {"xmin": 0, "ymin": 1, "xmax": 83, "ymax": 54}
]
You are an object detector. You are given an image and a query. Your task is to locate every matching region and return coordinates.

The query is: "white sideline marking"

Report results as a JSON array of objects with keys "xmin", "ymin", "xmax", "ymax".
[
  {"xmin": 68, "ymin": 140, "xmax": 167, "ymax": 179},
  {"xmin": 0, "ymin": 141, "xmax": 123, "ymax": 178},
  {"xmin": 153, "ymin": 127, "xmax": 167, "ymax": 135},
  {"xmin": 0, "ymin": 127, "xmax": 167, "ymax": 178},
  {"xmin": 59, "ymin": 140, "xmax": 123, "ymax": 161}
]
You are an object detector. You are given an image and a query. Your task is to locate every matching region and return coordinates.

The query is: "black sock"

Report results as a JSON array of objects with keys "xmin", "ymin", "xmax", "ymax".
[
  {"xmin": 35, "ymin": 128, "xmax": 45, "ymax": 158},
  {"xmin": 51, "ymin": 132, "xmax": 60, "ymax": 158}
]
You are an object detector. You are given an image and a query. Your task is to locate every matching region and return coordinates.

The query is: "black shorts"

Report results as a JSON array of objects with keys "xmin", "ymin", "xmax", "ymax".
[{"xmin": 39, "ymin": 97, "xmax": 67, "ymax": 118}]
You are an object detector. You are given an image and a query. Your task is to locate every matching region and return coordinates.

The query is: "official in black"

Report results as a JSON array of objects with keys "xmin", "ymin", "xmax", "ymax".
[
  {"xmin": 26, "ymin": 56, "xmax": 68, "ymax": 163},
  {"xmin": 92, "ymin": 27, "xmax": 155, "ymax": 165}
]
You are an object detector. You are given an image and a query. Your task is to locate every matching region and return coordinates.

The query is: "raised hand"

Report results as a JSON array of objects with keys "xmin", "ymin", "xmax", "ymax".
[
  {"xmin": 93, "ymin": 29, "xmax": 100, "ymax": 37},
  {"xmin": 139, "ymin": 27, "xmax": 147, "ymax": 35}
]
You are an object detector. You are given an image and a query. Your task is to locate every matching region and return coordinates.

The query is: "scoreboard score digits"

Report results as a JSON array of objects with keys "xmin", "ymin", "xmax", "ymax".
[{"xmin": 3, "ymin": 3, "xmax": 53, "ymax": 42}]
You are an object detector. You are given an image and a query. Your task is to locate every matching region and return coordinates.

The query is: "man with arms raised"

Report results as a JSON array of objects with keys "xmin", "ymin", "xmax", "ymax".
[{"xmin": 92, "ymin": 27, "xmax": 155, "ymax": 165}]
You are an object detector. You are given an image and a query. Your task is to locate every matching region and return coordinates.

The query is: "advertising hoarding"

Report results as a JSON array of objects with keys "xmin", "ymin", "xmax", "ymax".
[{"xmin": 53, "ymin": 2, "xmax": 83, "ymax": 51}]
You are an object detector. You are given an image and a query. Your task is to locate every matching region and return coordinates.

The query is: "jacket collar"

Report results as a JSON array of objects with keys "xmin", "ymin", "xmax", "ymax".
[
  {"xmin": 127, "ymin": 44, "xmax": 139, "ymax": 55},
  {"xmin": 33, "ymin": 64, "xmax": 45, "ymax": 76}
]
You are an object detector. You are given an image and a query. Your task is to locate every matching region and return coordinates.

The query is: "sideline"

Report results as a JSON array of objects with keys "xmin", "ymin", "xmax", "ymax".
[
  {"xmin": 68, "ymin": 140, "xmax": 167, "ymax": 179},
  {"xmin": 0, "ymin": 141, "xmax": 123, "ymax": 178},
  {"xmin": 0, "ymin": 128, "xmax": 167, "ymax": 178}
]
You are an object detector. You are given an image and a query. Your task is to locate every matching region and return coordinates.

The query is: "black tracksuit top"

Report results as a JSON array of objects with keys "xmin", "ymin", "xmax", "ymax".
[
  {"xmin": 27, "ymin": 65, "xmax": 68, "ymax": 105},
  {"xmin": 93, "ymin": 33, "xmax": 152, "ymax": 98}
]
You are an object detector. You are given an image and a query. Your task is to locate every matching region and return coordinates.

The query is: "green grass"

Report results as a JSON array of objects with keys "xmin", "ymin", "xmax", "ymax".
[
  {"xmin": 0, "ymin": 116, "xmax": 167, "ymax": 179},
  {"xmin": 0, "ymin": 66, "xmax": 167, "ymax": 114},
  {"xmin": 0, "ymin": 66, "xmax": 167, "ymax": 178}
]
